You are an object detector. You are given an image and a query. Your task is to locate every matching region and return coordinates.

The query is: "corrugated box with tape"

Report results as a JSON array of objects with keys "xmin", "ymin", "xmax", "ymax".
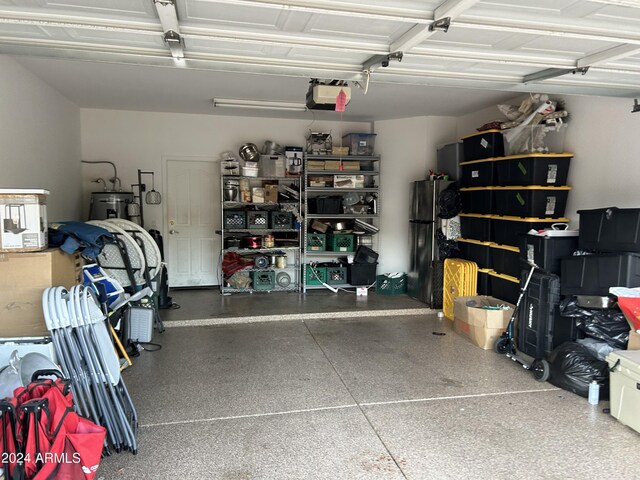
[
  {"xmin": 0, "ymin": 249, "xmax": 82, "ymax": 337},
  {"xmin": 454, "ymin": 296, "xmax": 514, "ymax": 350}
]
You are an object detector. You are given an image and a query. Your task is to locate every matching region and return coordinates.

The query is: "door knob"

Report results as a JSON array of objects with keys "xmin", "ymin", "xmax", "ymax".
[{"xmin": 169, "ymin": 230, "xmax": 179, "ymax": 234}]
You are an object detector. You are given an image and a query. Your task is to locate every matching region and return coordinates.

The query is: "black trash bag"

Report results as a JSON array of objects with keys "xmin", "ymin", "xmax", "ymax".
[
  {"xmin": 559, "ymin": 297, "xmax": 629, "ymax": 349},
  {"xmin": 436, "ymin": 230, "xmax": 460, "ymax": 259},
  {"xmin": 438, "ymin": 182, "xmax": 461, "ymax": 220},
  {"xmin": 547, "ymin": 341, "xmax": 609, "ymax": 399}
]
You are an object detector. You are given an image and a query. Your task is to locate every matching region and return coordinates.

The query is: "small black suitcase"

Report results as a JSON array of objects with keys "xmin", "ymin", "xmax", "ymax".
[{"xmin": 517, "ymin": 271, "xmax": 577, "ymax": 359}]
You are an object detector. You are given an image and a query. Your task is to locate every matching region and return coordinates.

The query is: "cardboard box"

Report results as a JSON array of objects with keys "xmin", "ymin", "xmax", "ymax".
[
  {"xmin": 324, "ymin": 160, "xmax": 342, "ymax": 171},
  {"xmin": 0, "ymin": 189, "xmax": 49, "ymax": 252},
  {"xmin": 309, "ymin": 176, "xmax": 333, "ymax": 187},
  {"xmin": 453, "ymin": 295, "xmax": 514, "ymax": 350},
  {"xmin": 307, "ymin": 160, "xmax": 325, "ymax": 171},
  {"xmin": 342, "ymin": 162, "xmax": 360, "ymax": 172},
  {"xmin": 334, "ymin": 174, "xmax": 365, "ymax": 188},
  {"xmin": 628, "ymin": 330, "xmax": 640, "ymax": 350},
  {"xmin": 0, "ymin": 249, "xmax": 82, "ymax": 337},
  {"xmin": 264, "ymin": 184, "xmax": 279, "ymax": 203}
]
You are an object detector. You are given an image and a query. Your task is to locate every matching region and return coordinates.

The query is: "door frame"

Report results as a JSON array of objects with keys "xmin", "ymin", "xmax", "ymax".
[{"xmin": 162, "ymin": 155, "xmax": 219, "ymax": 285}]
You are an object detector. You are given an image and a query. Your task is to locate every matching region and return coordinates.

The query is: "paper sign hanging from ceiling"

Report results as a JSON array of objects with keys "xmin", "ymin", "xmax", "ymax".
[{"xmin": 335, "ymin": 89, "xmax": 347, "ymax": 112}]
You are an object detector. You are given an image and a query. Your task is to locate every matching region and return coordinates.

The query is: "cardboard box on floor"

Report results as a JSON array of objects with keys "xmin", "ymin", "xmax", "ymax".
[
  {"xmin": 0, "ymin": 249, "xmax": 82, "ymax": 337},
  {"xmin": 454, "ymin": 296, "xmax": 514, "ymax": 350},
  {"xmin": 627, "ymin": 330, "xmax": 640, "ymax": 350}
]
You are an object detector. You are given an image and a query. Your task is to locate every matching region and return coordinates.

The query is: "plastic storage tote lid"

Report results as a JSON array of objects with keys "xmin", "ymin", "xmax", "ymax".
[
  {"xmin": 459, "ymin": 158, "xmax": 497, "ymax": 166},
  {"xmin": 457, "ymin": 238, "xmax": 494, "ymax": 247},
  {"xmin": 460, "ymin": 129, "xmax": 502, "ymax": 139},
  {"xmin": 492, "ymin": 153, "xmax": 574, "ymax": 161},
  {"xmin": 489, "ymin": 243, "xmax": 520, "ymax": 253},
  {"xmin": 0, "ymin": 188, "xmax": 50, "ymax": 195},
  {"xmin": 459, "ymin": 186, "xmax": 495, "ymax": 192},
  {"xmin": 458, "ymin": 213, "xmax": 493, "ymax": 219},
  {"xmin": 490, "ymin": 215, "xmax": 570, "ymax": 222},
  {"xmin": 488, "ymin": 271, "xmax": 519, "ymax": 283},
  {"xmin": 478, "ymin": 268, "xmax": 495, "ymax": 274},
  {"xmin": 492, "ymin": 186, "xmax": 572, "ymax": 191}
]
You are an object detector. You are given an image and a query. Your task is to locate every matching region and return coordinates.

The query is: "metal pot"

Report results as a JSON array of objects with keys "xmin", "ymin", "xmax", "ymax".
[
  {"xmin": 262, "ymin": 140, "xmax": 285, "ymax": 156},
  {"xmin": 239, "ymin": 143, "xmax": 260, "ymax": 163}
]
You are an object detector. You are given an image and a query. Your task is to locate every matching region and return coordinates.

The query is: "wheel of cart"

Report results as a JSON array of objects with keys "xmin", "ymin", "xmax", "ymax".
[{"xmin": 530, "ymin": 358, "xmax": 551, "ymax": 382}]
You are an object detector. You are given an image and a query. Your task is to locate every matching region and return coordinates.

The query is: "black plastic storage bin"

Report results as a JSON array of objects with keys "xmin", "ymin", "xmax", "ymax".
[
  {"xmin": 488, "ymin": 271, "xmax": 519, "ymax": 304},
  {"xmin": 492, "ymin": 216, "xmax": 569, "ymax": 248},
  {"xmin": 459, "ymin": 213, "xmax": 492, "ymax": 242},
  {"xmin": 460, "ymin": 159, "xmax": 496, "ymax": 187},
  {"xmin": 516, "ymin": 271, "xmax": 573, "ymax": 359},
  {"xmin": 493, "ymin": 186, "xmax": 570, "ymax": 218},
  {"xmin": 518, "ymin": 233, "xmax": 578, "ymax": 274},
  {"xmin": 490, "ymin": 243, "xmax": 521, "ymax": 278},
  {"xmin": 477, "ymin": 268, "xmax": 493, "ymax": 296},
  {"xmin": 578, "ymin": 207, "xmax": 640, "ymax": 253},
  {"xmin": 494, "ymin": 153, "xmax": 572, "ymax": 186},
  {"xmin": 347, "ymin": 262, "xmax": 378, "ymax": 286},
  {"xmin": 460, "ymin": 187, "xmax": 494, "ymax": 215},
  {"xmin": 560, "ymin": 253, "xmax": 640, "ymax": 296},
  {"xmin": 461, "ymin": 129, "xmax": 504, "ymax": 161},
  {"xmin": 308, "ymin": 196, "xmax": 342, "ymax": 214},
  {"xmin": 354, "ymin": 245, "xmax": 379, "ymax": 264},
  {"xmin": 457, "ymin": 238, "xmax": 492, "ymax": 269}
]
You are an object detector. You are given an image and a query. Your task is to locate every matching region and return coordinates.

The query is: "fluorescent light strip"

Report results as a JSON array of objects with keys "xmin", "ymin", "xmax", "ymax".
[{"xmin": 213, "ymin": 98, "xmax": 307, "ymax": 112}]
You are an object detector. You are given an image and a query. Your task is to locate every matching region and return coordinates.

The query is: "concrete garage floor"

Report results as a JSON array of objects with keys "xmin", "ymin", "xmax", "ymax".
[{"xmin": 98, "ymin": 292, "xmax": 639, "ymax": 479}]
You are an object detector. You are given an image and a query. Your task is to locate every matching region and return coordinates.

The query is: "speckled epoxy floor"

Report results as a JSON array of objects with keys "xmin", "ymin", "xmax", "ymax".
[{"xmin": 97, "ymin": 295, "xmax": 639, "ymax": 479}]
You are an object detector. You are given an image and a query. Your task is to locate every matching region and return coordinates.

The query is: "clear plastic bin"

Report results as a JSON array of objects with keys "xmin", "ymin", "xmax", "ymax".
[
  {"xmin": 503, "ymin": 123, "xmax": 567, "ymax": 156},
  {"xmin": 342, "ymin": 133, "xmax": 377, "ymax": 156}
]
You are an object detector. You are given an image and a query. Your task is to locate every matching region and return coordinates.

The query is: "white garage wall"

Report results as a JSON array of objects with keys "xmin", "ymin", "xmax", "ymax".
[
  {"xmin": 0, "ymin": 56, "xmax": 81, "ymax": 221},
  {"xmin": 80, "ymin": 108, "xmax": 371, "ymax": 231},
  {"xmin": 375, "ymin": 116, "xmax": 458, "ymax": 273},
  {"xmin": 456, "ymin": 94, "xmax": 640, "ymax": 226}
]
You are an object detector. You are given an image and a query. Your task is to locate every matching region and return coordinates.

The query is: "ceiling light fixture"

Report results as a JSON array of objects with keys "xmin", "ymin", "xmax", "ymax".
[
  {"xmin": 523, "ymin": 66, "xmax": 589, "ymax": 84},
  {"xmin": 212, "ymin": 98, "xmax": 308, "ymax": 112},
  {"xmin": 153, "ymin": 0, "xmax": 184, "ymax": 59}
]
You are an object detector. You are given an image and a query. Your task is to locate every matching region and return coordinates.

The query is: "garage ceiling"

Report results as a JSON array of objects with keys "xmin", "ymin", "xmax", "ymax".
[{"xmin": 2, "ymin": 0, "xmax": 640, "ymax": 120}]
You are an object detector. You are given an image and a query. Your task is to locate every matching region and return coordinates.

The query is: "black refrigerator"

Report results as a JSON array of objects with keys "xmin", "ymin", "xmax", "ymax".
[{"xmin": 407, "ymin": 180, "xmax": 453, "ymax": 307}]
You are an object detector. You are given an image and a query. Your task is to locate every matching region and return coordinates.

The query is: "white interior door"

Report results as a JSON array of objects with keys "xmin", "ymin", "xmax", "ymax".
[{"xmin": 165, "ymin": 158, "xmax": 220, "ymax": 287}]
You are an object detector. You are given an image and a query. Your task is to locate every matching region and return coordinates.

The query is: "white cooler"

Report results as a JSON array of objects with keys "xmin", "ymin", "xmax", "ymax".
[{"xmin": 606, "ymin": 349, "xmax": 640, "ymax": 434}]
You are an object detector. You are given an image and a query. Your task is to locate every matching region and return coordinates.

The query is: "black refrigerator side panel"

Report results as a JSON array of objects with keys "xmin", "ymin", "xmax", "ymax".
[
  {"xmin": 411, "ymin": 181, "xmax": 435, "ymax": 222},
  {"xmin": 407, "ymin": 221, "xmax": 434, "ymax": 305}
]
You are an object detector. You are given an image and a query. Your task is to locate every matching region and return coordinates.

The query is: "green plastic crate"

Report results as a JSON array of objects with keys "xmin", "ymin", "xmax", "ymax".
[
  {"xmin": 304, "ymin": 265, "xmax": 327, "ymax": 286},
  {"xmin": 306, "ymin": 233, "xmax": 326, "ymax": 252},
  {"xmin": 251, "ymin": 270, "xmax": 275, "ymax": 290},
  {"xmin": 376, "ymin": 273, "xmax": 407, "ymax": 295},
  {"xmin": 327, "ymin": 233, "xmax": 355, "ymax": 252}
]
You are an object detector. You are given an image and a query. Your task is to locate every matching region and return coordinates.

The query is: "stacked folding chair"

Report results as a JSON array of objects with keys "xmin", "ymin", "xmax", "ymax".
[
  {"xmin": 42, "ymin": 286, "xmax": 138, "ymax": 456},
  {"xmin": 0, "ymin": 374, "xmax": 105, "ymax": 479}
]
